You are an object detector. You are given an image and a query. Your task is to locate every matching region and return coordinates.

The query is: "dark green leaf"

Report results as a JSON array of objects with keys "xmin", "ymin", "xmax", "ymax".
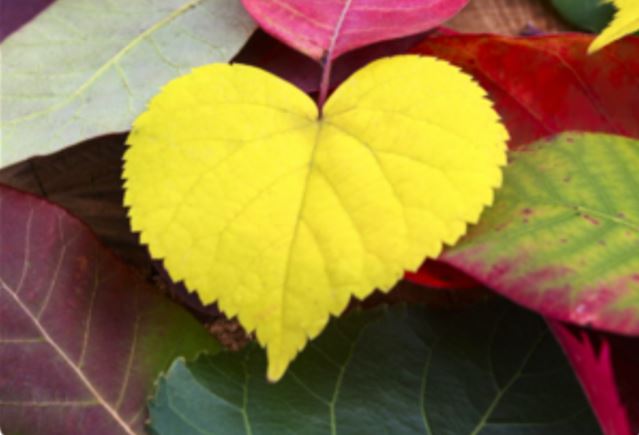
[
  {"xmin": 551, "ymin": 0, "xmax": 615, "ymax": 33},
  {"xmin": 149, "ymin": 300, "xmax": 600, "ymax": 435}
]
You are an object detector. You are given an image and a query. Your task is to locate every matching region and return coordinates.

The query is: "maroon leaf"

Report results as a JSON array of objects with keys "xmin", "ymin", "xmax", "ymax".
[
  {"xmin": 0, "ymin": 185, "xmax": 218, "ymax": 435},
  {"xmin": 233, "ymin": 29, "xmax": 428, "ymax": 93},
  {"xmin": 0, "ymin": 0, "xmax": 53, "ymax": 41}
]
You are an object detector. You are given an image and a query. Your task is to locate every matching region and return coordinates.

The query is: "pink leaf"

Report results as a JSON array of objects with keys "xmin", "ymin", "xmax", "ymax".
[
  {"xmin": 550, "ymin": 321, "xmax": 639, "ymax": 435},
  {"xmin": 240, "ymin": 0, "xmax": 468, "ymax": 61}
]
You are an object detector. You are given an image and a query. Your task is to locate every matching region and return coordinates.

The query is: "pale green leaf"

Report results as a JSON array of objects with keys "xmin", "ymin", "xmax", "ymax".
[{"xmin": 0, "ymin": 0, "xmax": 255, "ymax": 167}]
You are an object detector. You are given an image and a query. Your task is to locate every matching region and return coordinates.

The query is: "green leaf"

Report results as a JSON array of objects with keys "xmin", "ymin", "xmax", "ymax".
[
  {"xmin": 444, "ymin": 133, "xmax": 639, "ymax": 336},
  {"xmin": 0, "ymin": 0, "xmax": 255, "ymax": 168},
  {"xmin": 148, "ymin": 300, "xmax": 599, "ymax": 435},
  {"xmin": 551, "ymin": 0, "xmax": 616, "ymax": 33}
]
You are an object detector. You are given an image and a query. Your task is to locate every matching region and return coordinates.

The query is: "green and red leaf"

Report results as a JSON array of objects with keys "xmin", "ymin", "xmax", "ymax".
[{"xmin": 443, "ymin": 132, "xmax": 639, "ymax": 335}]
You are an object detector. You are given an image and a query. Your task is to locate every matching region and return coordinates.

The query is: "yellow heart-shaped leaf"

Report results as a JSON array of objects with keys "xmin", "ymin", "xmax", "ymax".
[{"xmin": 124, "ymin": 56, "xmax": 508, "ymax": 381}]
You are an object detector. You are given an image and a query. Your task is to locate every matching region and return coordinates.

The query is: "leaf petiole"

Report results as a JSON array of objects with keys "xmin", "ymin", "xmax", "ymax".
[{"xmin": 317, "ymin": 54, "xmax": 333, "ymax": 117}]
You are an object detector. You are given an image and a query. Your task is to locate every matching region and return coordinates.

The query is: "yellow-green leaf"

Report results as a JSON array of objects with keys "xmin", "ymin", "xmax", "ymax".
[
  {"xmin": 123, "ymin": 56, "xmax": 508, "ymax": 381},
  {"xmin": 589, "ymin": 0, "xmax": 639, "ymax": 52}
]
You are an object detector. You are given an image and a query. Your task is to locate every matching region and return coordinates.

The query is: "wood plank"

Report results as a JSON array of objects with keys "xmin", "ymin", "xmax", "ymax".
[{"xmin": 448, "ymin": 0, "xmax": 571, "ymax": 34}]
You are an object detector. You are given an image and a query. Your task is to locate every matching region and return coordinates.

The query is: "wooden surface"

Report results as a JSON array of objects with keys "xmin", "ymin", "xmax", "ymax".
[
  {"xmin": 449, "ymin": 0, "xmax": 570, "ymax": 34},
  {"xmin": 0, "ymin": 0, "xmax": 576, "ymax": 273}
]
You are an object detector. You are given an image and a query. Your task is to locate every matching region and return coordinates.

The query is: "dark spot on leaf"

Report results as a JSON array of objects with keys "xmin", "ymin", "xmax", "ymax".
[
  {"xmin": 495, "ymin": 222, "xmax": 508, "ymax": 232},
  {"xmin": 582, "ymin": 214, "xmax": 600, "ymax": 225},
  {"xmin": 522, "ymin": 208, "xmax": 533, "ymax": 216}
]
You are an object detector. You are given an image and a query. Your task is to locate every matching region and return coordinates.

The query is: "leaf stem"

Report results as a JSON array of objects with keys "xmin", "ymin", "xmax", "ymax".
[
  {"xmin": 317, "ymin": 55, "xmax": 333, "ymax": 117},
  {"xmin": 317, "ymin": 0, "xmax": 352, "ymax": 117}
]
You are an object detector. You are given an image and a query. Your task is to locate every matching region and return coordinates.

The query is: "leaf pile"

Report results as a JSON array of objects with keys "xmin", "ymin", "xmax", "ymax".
[{"xmin": 3, "ymin": 1, "xmax": 639, "ymax": 434}]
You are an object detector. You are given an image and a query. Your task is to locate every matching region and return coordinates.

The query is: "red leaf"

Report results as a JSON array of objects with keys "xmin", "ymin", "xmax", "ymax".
[
  {"xmin": 403, "ymin": 260, "xmax": 478, "ymax": 289},
  {"xmin": 0, "ymin": 185, "xmax": 217, "ymax": 435},
  {"xmin": 412, "ymin": 33, "xmax": 639, "ymax": 148},
  {"xmin": 550, "ymin": 321, "xmax": 639, "ymax": 435},
  {"xmin": 240, "ymin": 0, "xmax": 468, "ymax": 61}
]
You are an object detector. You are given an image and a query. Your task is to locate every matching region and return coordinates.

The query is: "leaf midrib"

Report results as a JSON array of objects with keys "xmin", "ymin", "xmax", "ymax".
[
  {"xmin": 501, "ymin": 197, "xmax": 639, "ymax": 232},
  {"xmin": 467, "ymin": 331, "xmax": 548, "ymax": 435},
  {"xmin": 325, "ymin": 0, "xmax": 354, "ymax": 60},
  {"xmin": 0, "ymin": 275, "xmax": 136, "ymax": 435},
  {"xmin": 4, "ymin": 0, "xmax": 204, "ymax": 127}
]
